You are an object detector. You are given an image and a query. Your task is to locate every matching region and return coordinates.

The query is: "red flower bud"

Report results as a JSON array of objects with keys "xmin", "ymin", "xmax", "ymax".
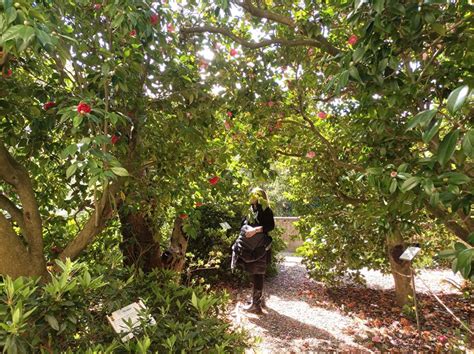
[
  {"xmin": 230, "ymin": 48, "xmax": 238, "ymax": 57},
  {"xmin": 43, "ymin": 101, "xmax": 56, "ymax": 110},
  {"xmin": 226, "ymin": 111, "xmax": 233, "ymax": 117},
  {"xmin": 167, "ymin": 24, "xmax": 175, "ymax": 33},
  {"xmin": 348, "ymin": 35, "xmax": 358, "ymax": 46},
  {"xmin": 208, "ymin": 176, "xmax": 220, "ymax": 185},
  {"xmin": 179, "ymin": 213, "xmax": 188, "ymax": 219},
  {"xmin": 77, "ymin": 102, "xmax": 91, "ymax": 115},
  {"xmin": 306, "ymin": 151, "xmax": 316, "ymax": 158},
  {"xmin": 93, "ymin": 3, "xmax": 101, "ymax": 10},
  {"xmin": 129, "ymin": 29, "xmax": 137, "ymax": 37},
  {"xmin": 195, "ymin": 202, "xmax": 204, "ymax": 207},
  {"xmin": 111, "ymin": 135, "xmax": 120, "ymax": 145},
  {"xmin": 318, "ymin": 111, "xmax": 327, "ymax": 119},
  {"xmin": 150, "ymin": 14, "xmax": 159, "ymax": 26}
]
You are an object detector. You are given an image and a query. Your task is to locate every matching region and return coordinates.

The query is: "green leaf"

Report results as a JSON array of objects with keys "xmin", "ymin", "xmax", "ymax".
[
  {"xmin": 422, "ymin": 118, "xmax": 441, "ymax": 143},
  {"xmin": 374, "ymin": 0, "xmax": 385, "ymax": 13},
  {"xmin": 5, "ymin": 7, "xmax": 16, "ymax": 24},
  {"xmin": 66, "ymin": 164, "xmax": 78, "ymax": 179},
  {"xmin": 110, "ymin": 167, "xmax": 129, "ymax": 177},
  {"xmin": 45, "ymin": 314, "xmax": 59, "ymax": 331},
  {"xmin": 389, "ymin": 178, "xmax": 397, "ymax": 193},
  {"xmin": 352, "ymin": 47, "xmax": 365, "ymax": 63},
  {"xmin": 73, "ymin": 115, "xmax": 84, "ymax": 127},
  {"xmin": 349, "ymin": 65, "xmax": 362, "ymax": 83},
  {"xmin": 406, "ymin": 109, "xmax": 437, "ymax": 131},
  {"xmin": 191, "ymin": 292, "xmax": 198, "ymax": 309},
  {"xmin": 400, "ymin": 176, "xmax": 421, "ymax": 192},
  {"xmin": 429, "ymin": 192, "xmax": 439, "ymax": 206},
  {"xmin": 1, "ymin": 24, "xmax": 23, "ymax": 42},
  {"xmin": 366, "ymin": 167, "xmax": 383, "ymax": 175},
  {"xmin": 437, "ymin": 130, "xmax": 460, "ymax": 167},
  {"xmin": 447, "ymin": 85, "xmax": 470, "ymax": 114},
  {"xmin": 440, "ymin": 172, "xmax": 471, "ymax": 185},
  {"xmin": 462, "ymin": 130, "xmax": 474, "ymax": 157}
]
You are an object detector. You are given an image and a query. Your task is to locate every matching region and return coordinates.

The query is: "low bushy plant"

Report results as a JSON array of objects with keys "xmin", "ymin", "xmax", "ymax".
[{"xmin": 0, "ymin": 259, "xmax": 250, "ymax": 353}]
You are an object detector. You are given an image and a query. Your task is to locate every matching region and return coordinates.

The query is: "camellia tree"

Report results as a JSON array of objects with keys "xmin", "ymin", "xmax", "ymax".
[
  {"xmin": 0, "ymin": 0, "xmax": 265, "ymax": 278},
  {"xmin": 179, "ymin": 0, "xmax": 473, "ymax": 305}
]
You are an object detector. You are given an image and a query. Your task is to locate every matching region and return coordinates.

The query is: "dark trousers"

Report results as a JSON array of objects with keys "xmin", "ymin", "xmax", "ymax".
[{"xmin": 253, "ymin": 274, "xmax": 264, "ymax": 291}]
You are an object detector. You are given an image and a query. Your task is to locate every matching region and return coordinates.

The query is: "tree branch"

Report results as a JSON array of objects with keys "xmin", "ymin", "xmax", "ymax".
[
  {"xmin": 425, "ymin": 202, "xmax": 469, "ymax": 242},
  {"xmin": 0, "ymin": 194, "xmax": 26, "ymax": 231},
  {"xmin": 180, "ymin": 26, "xmax": 339, "ymax": 55},
  {"xmin": 236, "ymin": 0, "xmax": 296, "ymax": 27},
  {"xmin": 275, "ymin": 149, "xmax": 303, "ymax": 157},
  {"xmin": 234, "ymin": 0, "xmax": 339, "ymax": 55},
  {"xmin": 0, "ymin": 141, "xmax": 44, "ymax": 255}
]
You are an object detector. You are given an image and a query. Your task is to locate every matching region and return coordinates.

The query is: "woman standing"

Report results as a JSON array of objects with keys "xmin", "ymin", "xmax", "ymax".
[{"xmin": 233, "ymin": 188, "xmax": 275, "ymax": 314}]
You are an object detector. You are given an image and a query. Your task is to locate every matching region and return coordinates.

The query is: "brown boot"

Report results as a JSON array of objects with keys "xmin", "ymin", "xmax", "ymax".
[{"xmin": 243, "ymin": 290, "xmax": 263, "ymax": 314}]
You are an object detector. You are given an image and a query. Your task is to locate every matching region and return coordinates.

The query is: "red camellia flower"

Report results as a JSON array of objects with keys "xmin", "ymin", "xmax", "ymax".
[
  {"xmin": 226, "ymin": 111, "xmax": 233, "ymax": 117},
  {"xmin": 2, "ymin": 68, "xmax": 12, "ymax": 78},
  {"xmin": 150, "ymin": 14, "xmax": 159, "ymax": 26},
  {"xmin": 93, "ymin": 3, "xmax": 101, "ymax": 10},
  {"xmin": 111, "ymin": 135, "xmax": 120, "ymax": 145},
  {"xmin": 167, "ymin": 24, "xmax": 175, "ymax": 33},
  {"xmin": 348, "ymin": 34, "xmax": 358, "ymax": 46},
  {"xmin": 318, "ymin": 111, "xmax": 327, "ymax": 119},
  {"xmin": 179, "ymin": 213, "xmax": 188, "ymax": 220},
  {"xmin": 43, "ymin": 101, "xmax": 56, "ymax": 110},
  {"xmin": 77, "ymin": 102, "xmax": 91, "ymax": 114},
  {"xmin": 306, "ymin": 151, "xmax": 316, "ymax": 159},
  {"xmin": 230, "ymin": 48, "xmax": 238, "ymax": 57},
  {"xmin": 390, "ymin": 171, "xmax": 398, "ymax": 178},
  {"xmin": 129, "ymin": 29, "xmax": 137, "ymax": 37},
  {"xmin": 208, "ymin": 176, "xmax": 220, "ymax": 185}
]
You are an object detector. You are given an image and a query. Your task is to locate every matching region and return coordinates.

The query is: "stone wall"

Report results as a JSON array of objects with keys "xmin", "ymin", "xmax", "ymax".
[{"xmin": 274, "ymin": 217, "xmax": 302, "ymax": 252}]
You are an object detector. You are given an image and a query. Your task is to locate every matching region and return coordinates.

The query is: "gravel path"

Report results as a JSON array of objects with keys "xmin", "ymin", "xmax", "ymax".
[{"xmin": 227, "ymin": 253, "xmax": 466, "ymax": 353}]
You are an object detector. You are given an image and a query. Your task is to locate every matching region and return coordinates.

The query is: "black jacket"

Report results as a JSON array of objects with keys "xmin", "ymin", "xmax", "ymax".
[{"xmin": 231, "ymin": 205, "xmax": 274, "ymax": 274}]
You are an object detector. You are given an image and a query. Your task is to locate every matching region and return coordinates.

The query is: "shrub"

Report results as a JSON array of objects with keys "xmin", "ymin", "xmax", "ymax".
[
  {"xmin": 185, "ymin": 204, "xmax": 286, "ymax": 284},
  {"xmin": 0, "ymin": 260, "xmax": 250, "ymax": 353}
]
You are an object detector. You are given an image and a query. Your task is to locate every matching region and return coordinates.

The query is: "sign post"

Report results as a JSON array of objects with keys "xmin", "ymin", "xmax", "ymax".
[
  {"xmin": 107, "ymin": 299, "xmax": 156, "ymax": 342},
  {"xmin": 399, "ymin": 246, "xmax": 422, "ymax": 332}
]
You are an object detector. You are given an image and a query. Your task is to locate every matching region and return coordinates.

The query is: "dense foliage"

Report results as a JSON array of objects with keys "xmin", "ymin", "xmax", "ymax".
[{"xmin": 0, "ymin": 259, "xmax": 250, "ymax": 353}]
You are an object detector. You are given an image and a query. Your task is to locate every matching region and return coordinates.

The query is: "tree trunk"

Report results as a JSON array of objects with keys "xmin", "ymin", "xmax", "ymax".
[
  {"xmin": 387, "ymin": 227, "xmax": 413, "ymax": 306},
  {"xmin": 0, "ymin": 141, "xmax": 47, "ymax": 279},
  {"xmin": 119, "ymin": 210, "xmax": 162, "ymax": 272},
  {"xmin": 161, "ymin": 217, "xmax": 188, "ymax": 273}
]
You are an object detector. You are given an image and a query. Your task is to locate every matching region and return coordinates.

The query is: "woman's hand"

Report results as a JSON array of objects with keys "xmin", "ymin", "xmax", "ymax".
[{"xmin": 245, "ymin": 226, "xmax": 262, "ymax": 238}]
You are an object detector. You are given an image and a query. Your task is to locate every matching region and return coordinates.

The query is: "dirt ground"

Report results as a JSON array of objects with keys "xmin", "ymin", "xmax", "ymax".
[{"xmin": 226, "ymin": 253, "xmax": 473, "ymax": 353}]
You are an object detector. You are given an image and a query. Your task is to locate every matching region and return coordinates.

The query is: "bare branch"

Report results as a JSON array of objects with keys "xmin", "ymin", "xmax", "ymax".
[
  {"xmin": 236, "ymin": 0, "xmax": 296, "ymax": 27},
  {"xmin": 275, "ymin": 149, "xmax": 303, "ymax": 157},
  {"xmin": 180, "ymin": 26, "xmax": 339, "ymax": 55},
  {"xmin": 234, "ymin": 0, "xmax": 339, "ymax": 55}
]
